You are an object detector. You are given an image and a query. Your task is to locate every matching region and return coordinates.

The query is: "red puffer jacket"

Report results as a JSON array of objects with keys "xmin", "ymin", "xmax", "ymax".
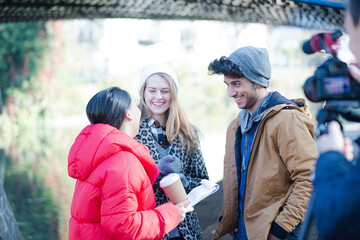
[{"xmin": 68, "ymin": 123, "xmax": 179, "ymax": 240}]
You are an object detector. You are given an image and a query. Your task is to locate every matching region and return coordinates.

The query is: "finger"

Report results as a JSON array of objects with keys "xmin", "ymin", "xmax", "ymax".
[
  {"xmin": 344, "ymin": 137, "xmax": 354, "ymax": 162},
  {"xmin": 182, "ymin": 199, "xmax": 191, "ymax": 208},
  {"xmin": 327, "ymin": 121, "xmax": 342, "ymax": 137},
  {"xmin": 344, "ymin": 137, "xmax": 352, "ymax": 147},
  {"xmin": 185, "ymin": 206, "xmax": 194, "ymax": 213},
  {"xmin": 176, "ymin": 199, "xmax": 191, "ymax": 208},
  {"xmin": 349, "ymin": 64, "xmax": 360, "ymax": 83}
]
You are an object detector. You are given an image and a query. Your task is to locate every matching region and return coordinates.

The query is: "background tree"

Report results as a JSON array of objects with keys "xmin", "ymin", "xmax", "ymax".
[{"xmin": 0, "ymin": 22, "xmax": 49, "ymax": 116}]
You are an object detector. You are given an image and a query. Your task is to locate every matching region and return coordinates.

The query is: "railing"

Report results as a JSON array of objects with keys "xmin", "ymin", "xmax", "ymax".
[{"xmin": 0, "ymin": 149, "xmax": 23, "ymax": 240}]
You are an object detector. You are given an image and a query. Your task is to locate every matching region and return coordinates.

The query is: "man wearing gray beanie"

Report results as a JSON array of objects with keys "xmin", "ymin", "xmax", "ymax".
[{"xmin": 208, "ymin": 46, "xmax": 318, "ymax": 240}]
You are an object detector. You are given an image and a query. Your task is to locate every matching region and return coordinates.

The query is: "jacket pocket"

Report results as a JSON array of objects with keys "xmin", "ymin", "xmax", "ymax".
[{"xmin": 265, "ymin": 178, "xmax": 287, "ymax": 200}]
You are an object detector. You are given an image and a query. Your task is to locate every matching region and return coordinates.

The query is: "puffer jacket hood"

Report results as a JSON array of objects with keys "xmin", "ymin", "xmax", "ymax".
[{"xmin": 68, "ymin": 123, "xmax": 159, "ymax": 184}]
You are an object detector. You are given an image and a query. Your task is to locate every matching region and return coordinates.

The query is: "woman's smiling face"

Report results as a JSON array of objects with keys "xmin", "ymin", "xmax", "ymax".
[{"xmin": 144, "ymin": 74, "xmax": 171, "ymax": 123}]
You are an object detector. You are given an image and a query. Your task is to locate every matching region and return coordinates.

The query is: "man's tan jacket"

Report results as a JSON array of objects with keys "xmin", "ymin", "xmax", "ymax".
[{"xmin": 213, "ymin": 100, "xmax": 318, "ymax": 240}]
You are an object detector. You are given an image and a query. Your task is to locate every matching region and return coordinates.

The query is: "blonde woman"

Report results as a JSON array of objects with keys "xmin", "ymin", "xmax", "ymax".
[{"xmin": 135, "ymin": 64, "xmax": 209, "ymax": 240}]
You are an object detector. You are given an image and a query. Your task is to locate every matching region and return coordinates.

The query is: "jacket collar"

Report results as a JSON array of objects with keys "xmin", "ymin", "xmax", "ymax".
[
  {"xmin": 239, "ymin": 91, "xmax": 272, "ymax": 134},
  {"xmin": 233, "ymin": 92, "xmax": 310, "ymax": 131}
]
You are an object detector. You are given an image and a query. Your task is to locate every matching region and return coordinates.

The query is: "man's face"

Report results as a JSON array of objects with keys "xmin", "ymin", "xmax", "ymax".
[
  {"xmin": 345, "ymin": 9, "xmax": 360, "ymax": 62},
  {"xmin": 224, "ymin": 76, "xmax": 260, "ymax": 114}
]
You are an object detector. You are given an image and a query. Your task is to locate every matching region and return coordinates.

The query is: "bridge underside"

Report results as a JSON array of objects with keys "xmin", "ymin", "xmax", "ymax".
[{"xmin": 0, "ymin": 0, "xmax": 347, "ymax": 29}]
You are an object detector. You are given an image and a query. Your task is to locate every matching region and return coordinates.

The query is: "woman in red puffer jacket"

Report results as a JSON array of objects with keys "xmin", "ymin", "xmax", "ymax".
[{"xmin": 68, "ymin": 87, "xmax": 193, "ymax": 240}]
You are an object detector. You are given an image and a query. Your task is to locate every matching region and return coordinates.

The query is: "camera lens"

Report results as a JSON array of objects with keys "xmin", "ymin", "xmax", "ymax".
[{"xmin": 303, "ymin": 76, "xmax": 322, "ymax": 102}]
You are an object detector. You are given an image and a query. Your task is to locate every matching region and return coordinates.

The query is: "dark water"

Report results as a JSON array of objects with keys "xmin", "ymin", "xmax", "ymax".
[{"xmin": 2, "ymin": 126, "xmax": 78, "ymax": 240}]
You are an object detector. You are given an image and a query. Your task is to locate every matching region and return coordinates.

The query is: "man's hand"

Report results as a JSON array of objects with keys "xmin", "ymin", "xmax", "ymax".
[
  {"xmin": 349, "ymin": 64, "xmax": 360, "ymax": 82},
  {"xmin": 344, "ymin": 136, "xmax": 355, "ymax": 162},
  {"xmin": 267, "ymin": 233, "xmax": 281, "ymax": 240},
  {"xmin": 316, "ymin": 121, "xmax": 344, "ymax": 154},
  {"xmin": 229, "ymin": 228, "xmax": 238, "ymax": 238},
  {"xmin": 316, "ymin": 121, "xmax": 354, "ymax": 161}
]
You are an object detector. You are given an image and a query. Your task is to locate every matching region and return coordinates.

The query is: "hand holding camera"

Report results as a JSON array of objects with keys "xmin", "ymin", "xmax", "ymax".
[
  {"xmin": 301, "ymin": 30, "xmax": 359, "ymax": 163},
  {"xmin": 349, "ymin": 64, "xmax": 360, "ymax": 82},
  {"xmin": 316, "ymin": 121, "xmax": 354, "ymax": 161},
  {"xmin": 302, "ymin": 30, "xmax": 360, "ymax": 141}
]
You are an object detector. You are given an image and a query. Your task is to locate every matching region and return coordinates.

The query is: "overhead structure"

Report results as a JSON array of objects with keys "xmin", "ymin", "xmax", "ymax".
[{"xmin": 0, "ymin": 0, "xmax": 347, "ymax": 29}]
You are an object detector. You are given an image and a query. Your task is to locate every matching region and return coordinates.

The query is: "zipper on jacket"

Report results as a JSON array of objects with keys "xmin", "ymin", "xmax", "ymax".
[
  {"xmin": 242, "ymin": 135, "xmax": 248, "ymax": 171},
  {"xmin": 242, "ymin": 155, "xmax": 246, "ymax": 171},
  {"xmin": 240, "ymin": 110, "xmax": 273, "ymax": 239},
  {"xmin": 241, "ymin": 108, "xmax": 279, "ymax": 238},
  {"xmin": 240, "ymin": 135, "xmax": 249, "ymax": 239}
]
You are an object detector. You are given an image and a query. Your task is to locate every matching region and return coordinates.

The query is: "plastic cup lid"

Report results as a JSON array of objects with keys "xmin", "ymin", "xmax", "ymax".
[{"xmin": 159, "ymin": 173, "xmax": 180, "ymax": 188}]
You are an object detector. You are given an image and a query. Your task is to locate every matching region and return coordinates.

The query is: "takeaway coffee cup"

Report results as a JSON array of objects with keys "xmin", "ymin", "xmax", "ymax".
[{"xmin": 160, "ymin": 173, "xmax": 188, "ymax": 204}]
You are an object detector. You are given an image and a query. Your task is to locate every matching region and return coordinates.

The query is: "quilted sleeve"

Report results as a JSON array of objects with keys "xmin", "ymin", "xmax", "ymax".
[{"xmin": 99, "ymin": 152, "xmax": 179, "ymax": 240}]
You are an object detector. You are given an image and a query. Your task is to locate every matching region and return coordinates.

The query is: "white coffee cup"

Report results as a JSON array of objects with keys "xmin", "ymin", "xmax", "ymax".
[{"xmin": 159, "ymin": 173, "xmax": 188, "ymax": 204}]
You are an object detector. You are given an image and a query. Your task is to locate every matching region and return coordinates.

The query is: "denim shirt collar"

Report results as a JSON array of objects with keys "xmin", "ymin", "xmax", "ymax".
[{"xmin": 239, "ymin": 91, "xmax": 274, "ymax": 134}]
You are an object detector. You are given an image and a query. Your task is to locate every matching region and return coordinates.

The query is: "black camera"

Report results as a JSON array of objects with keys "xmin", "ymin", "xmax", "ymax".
[
  {"xmin": 301, "ymin": 30, "xmax": 360, "ymax": 137},
  {"xmin": 303, "ymin": 56, "xmax": 360, "ymax": 102},
  {"xmin": 302, "ymin": 29, "xmax": 360, "ymax": 103}
]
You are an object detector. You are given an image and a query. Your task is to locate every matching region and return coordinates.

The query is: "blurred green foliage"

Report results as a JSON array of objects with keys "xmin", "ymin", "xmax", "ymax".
[
  {"xmin": 0, "ymin": 22, "xmax": 49, "ymax": 104},
  {"xmin": 0, "ymin": 22, "xmax": 51, "ymax": 149}
]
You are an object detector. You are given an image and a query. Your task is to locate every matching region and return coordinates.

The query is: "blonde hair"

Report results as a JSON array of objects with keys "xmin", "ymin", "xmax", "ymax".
[{"xmin": 139, "ymin": 73, "xmax": 200, "ymax": 154}]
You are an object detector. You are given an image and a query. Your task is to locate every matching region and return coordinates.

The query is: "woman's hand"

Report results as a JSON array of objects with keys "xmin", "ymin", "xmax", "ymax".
[{"xmin": 175, "ymin": 199, "xmax": 193, "ymax": 222}]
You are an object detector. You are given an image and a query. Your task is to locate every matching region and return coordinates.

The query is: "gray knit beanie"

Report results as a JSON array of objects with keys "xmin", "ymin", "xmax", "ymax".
[{"xmin": 227, "ymin": 46, "xmax": 271, "ymax": 88}]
